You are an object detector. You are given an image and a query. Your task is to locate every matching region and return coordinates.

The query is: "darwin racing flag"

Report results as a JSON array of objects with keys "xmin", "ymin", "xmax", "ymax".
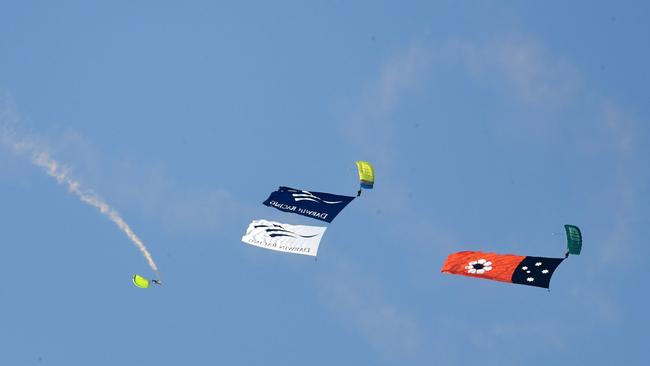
[
  {"xmin": 441, "ymin": 251, "xmax": 564, "ymax": 289},
  {"xmin": 262, "ymin": 186, "xmax": 355, "ymax": 223},
  {"xmin": 241, "ymin": 219, "xmax": 327, "ymax": 257}
]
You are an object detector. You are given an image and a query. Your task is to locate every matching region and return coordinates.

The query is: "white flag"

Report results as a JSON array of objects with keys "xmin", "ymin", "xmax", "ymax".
[{"xmin": 241, "ymin": 219, "xmax": 326, "ymax": 257}]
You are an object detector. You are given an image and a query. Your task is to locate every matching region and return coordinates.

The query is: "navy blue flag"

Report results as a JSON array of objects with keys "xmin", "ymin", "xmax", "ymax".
[{"xmin": 262, "ymin": 186, "xmax": 355, "ymax": 223}]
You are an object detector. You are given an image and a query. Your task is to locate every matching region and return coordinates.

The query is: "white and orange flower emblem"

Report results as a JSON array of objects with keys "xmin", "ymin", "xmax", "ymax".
[{"xmin": 465, "ymin": 258, "xmax": 493, "ymax": 274}]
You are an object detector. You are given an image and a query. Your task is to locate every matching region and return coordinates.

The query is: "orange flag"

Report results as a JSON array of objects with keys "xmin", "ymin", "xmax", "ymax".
[{"xmin": 441, "ymin": 251, "xmax": 564, "ymax": 289}]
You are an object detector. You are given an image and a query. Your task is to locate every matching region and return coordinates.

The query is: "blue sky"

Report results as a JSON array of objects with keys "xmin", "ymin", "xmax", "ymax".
[{"xmin": 1, "ymin": 1, "xmax": 649, "ymax": 365}]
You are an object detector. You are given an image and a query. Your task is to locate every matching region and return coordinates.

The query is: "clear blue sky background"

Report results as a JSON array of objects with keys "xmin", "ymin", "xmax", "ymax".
[{"xmin": 1, "ymin": 1, "xmax": 648, "ymax": 365}]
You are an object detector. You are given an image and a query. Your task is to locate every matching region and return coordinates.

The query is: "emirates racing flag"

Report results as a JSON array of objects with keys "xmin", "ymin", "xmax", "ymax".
[
  {"xmin": 441, "ymin": 251, "xmax": 564, "ymax": 289},
  {"xmin": 263, "ymin": 186, "xmax": 355, "ymax": 223}
]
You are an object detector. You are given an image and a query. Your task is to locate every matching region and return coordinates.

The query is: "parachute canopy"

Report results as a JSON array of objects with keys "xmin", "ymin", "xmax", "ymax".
[
  {"xmin": 356, "ymin": 161, "xmax": 374, "ymax": 189},
  {"xmin": 564, "ymin": 225, "xmax": 582, "ymax": 255},
  {"xmin": 132, "ymin": 274, "xmax": 150, "ymax": 289}
]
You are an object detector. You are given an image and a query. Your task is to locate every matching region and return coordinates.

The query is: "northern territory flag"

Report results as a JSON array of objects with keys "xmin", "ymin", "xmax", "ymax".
[{"xmin": 441, "ymin": 251, "xmax": 564, "ymax": 289}]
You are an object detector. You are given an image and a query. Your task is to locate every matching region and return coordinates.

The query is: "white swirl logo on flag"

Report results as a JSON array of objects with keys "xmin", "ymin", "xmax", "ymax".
[
  {"xmin": 253, "ymin": 223, "xmax": 320, "ymax": 239},
  {"xmin": 287, "ymin": 189, "xmax": 344, "ymax": 205}
]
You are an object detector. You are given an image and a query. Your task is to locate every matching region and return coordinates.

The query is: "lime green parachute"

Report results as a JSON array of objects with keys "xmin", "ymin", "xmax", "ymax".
[
  {"xmin": 132, "ymin": 274, "xmax": 161, "ymax": 288},
  {"xmin": 564, "ymin": 225, "xmax": 582, "ymax": 255},
  {"xmin": 132, "ymin": 274, "xmax": 150, "ymax": 288},
  {"xmin": 356, "ymin": 161, "xmax": 374, "ymax": 196}
]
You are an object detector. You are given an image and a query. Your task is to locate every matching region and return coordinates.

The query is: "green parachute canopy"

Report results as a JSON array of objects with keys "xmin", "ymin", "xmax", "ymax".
[
  {"xmin": 132, "ymin": 274, "xmax": 150, "ymax": 289},
  {"xmin": 564, "ymin": 225, "xmax": 582, "ymax": 255}
]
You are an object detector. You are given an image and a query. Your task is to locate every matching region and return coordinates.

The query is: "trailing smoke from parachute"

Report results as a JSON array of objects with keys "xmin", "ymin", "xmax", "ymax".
[
  {"xmin": 0, "ymin": 112, "xmax": 160, "ymax": 280},
  {"xmin": 32, "ymin": 152, "xmax": 160, "ymax": 279}
]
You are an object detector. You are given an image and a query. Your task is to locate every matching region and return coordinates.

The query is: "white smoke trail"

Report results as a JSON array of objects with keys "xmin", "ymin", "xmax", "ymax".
[{"xmin": 0, "ymin": 113, "xmax": 160, "ymax": 280}]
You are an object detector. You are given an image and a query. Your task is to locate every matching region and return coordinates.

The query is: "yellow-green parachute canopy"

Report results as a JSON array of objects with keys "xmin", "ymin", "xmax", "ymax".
[
  {"xmin": 356, "ymin": 161, "xmax": 374, "ymax": 189},
  {"xmin": 132, "ymin": 274, "xmax": 150, "ymax": 289}
]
